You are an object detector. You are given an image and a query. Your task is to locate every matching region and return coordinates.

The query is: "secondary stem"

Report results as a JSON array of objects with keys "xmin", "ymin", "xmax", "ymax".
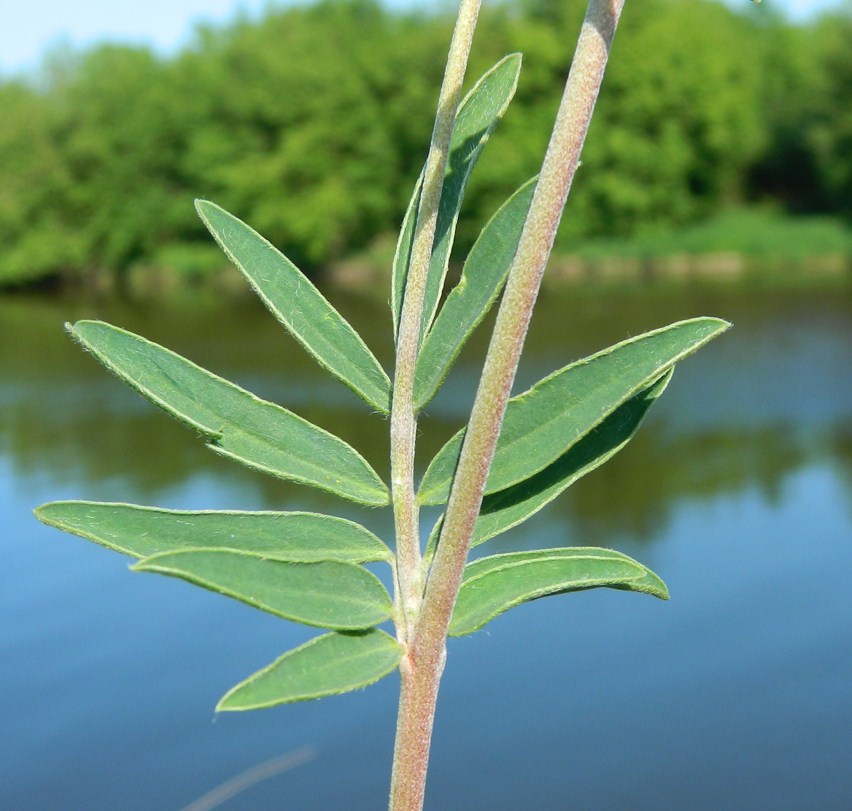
[
  {"xmin": 389, "ymin": 0, "xmax": 481, "ymax": 640},
  {"xmin": 392, "ymin": 0, "xmax": 627, "ymax": 808},
  {"xmin": 420, "ymin": 0, "xmax": 624, "ymax": 656},
  {"xmin": 388, "ymin": 0, "xmax": 480, "ymax": 807}
]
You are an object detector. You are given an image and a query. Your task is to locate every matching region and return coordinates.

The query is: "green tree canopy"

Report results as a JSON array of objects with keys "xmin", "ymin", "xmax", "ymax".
[{"xmin": 0, "ymin": 0, "xmax": 846, "ymax": 287}]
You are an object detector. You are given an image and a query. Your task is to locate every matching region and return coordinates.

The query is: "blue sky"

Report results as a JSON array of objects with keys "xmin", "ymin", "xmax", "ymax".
[{"xmin": 0, "ymin": 0, "xmax": 845, "ymax": 76}]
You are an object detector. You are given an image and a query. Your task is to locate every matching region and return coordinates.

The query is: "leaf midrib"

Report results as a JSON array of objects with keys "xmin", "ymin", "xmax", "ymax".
[{"xmin": 461, "ymin": 552, "xmax": 643, "ymax": 587}]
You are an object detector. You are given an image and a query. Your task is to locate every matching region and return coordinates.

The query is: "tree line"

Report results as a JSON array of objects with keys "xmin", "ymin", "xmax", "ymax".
[{"xmin": 0, "ymin": 0, "xmax": 849, "ymax": 288}]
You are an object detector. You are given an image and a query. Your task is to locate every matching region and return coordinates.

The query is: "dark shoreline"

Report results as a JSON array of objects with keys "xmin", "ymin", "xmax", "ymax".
[{"xmin": 2, "ymin": 251, "xmax": 849, "ymax": 302}]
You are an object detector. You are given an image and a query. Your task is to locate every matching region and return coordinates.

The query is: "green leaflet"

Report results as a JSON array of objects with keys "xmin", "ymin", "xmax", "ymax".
[
  {"xmin": 133, "ymin": 550, "xmax": 393, "ymax": 630},
  {"xmin": 449, "ymin": 547, "xmax": 668, "ymax": 636},
  {"xmin": 419, "ymin": 317, "xmax": 729, "ymax": 505},
  {"xmin": 457, "ymin": 547, "xmax": 669, "ymax": 599},
  {"xmin": 392, "ymin": 171, "xmax": 422, "ymax": 334},
  {"xmin": 426, "ymin": 372, "xmax": 672, "ymax": 556},
  {"xmin": 414, "ymin": 177, "xmax": 537, "ymax": 410},
  {"xmin": 68, "ymin": 320, "xmax": 389, "ymax": 506},
  {"xmin": 35, "ymin": 501, "xmax": 392, "ymax": 563},
  {"xmin": 391, "ymin": 54, "xmax": 523, "ymax": 341},
  {"xmin": 196, "ymin": 200, "xmax": 391, "ymax": 413},
  {"xmin": 218, "ymin": 630, "xmax": 402, "ymax": 711}
]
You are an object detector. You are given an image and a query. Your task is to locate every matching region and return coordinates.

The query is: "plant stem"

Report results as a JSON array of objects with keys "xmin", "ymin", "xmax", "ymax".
[
  {"xmin": 389, "ymin": 0, "xmax": 481, "ymax": 640},
  {"xmin": 388, "ymin": 0, "xmax": 480, "ymax": 808},
  {"xmin": 391, "ymin": 0, "xmax": 627, "ymax": 808}
]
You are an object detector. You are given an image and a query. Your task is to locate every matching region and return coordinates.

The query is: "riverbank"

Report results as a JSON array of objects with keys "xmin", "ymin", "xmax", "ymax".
[
  {"xmin": 4, "ymin": 208, "xmax": 850, "ymax": 299},
  {"xmin": 545, "ymin": 208, "xmax": 852, "ymax": 287},
  {"xmin": 331, "ymin": 208, "xmax": 852, "ymax": 292}
]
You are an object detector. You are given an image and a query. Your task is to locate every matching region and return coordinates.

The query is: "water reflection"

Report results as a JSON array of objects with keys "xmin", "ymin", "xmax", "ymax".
[
  {"xmin": 3, "ymin": 283, "xmax": 851, "ymax": 810},
  {"xmin": 3, "ymin": 286, "xmax": 850, "ymax": 540}
]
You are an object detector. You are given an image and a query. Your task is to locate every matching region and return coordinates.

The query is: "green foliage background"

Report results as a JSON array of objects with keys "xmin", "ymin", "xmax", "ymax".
[{"xmin": 0, "ymin": 0, "xmax": 849, "ymax": 287}]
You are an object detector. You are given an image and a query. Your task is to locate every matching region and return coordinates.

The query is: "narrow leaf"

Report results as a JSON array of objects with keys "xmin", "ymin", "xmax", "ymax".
[
  {"xmin": 392, "ymin": 54, "xmax": 523, "ymax": 339},
  {"xmin": 35, "ymin": 501, "xmax": 392, "ymax": 563},
  {"xmin": 426, "ymin": 372, "xmax": 671, "ymax": 556},
  {"xmin": 390, "ymin": 172, "xmax": 421, "ymax": 337},
  {"xmin": 420, "ymin": 317, "xmax": 729, "ymax": 505},
  {"xmin": 414, "ymin": 177, "xmax": 537, "ymax": 410},
  {"xmin": 458, "ymin": 547, "xmax": 669, "ymax": 600},
  {"xmin": 68, "ymin": 320, "xmax": 388, "ymax": 505},
  {"xmin": 133, "ymin": 550, "xmax": 393, "ymax": 630},
  {"xmin": 196, "ymin": 200, "xmax": 391, "ymax": 413},
  {"xmin": 218, "ymin": 630, "xmax": 402, "ymax": 710},
  {"xmin": 449, "ymin": 547, "xmax": 668, "ymax": 636}
]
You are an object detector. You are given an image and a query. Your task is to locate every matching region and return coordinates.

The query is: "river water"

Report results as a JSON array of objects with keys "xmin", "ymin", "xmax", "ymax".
[{"xmin": 2, "ymin": 283, "xmax": 851, "ymax": 809}]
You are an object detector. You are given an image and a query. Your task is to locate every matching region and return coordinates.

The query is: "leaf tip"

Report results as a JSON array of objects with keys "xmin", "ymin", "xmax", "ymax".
[
  {"xmin": 65, "ymin": 318, "xmax": 108, "ymax": 345},
  {"xmin": 64, "ymin": 320, "xmax": 84, "ymax": 340},
  {"xmin": 33, "ymin": 501, "xmax": 67, "ymax": 528},
  {"xmin": 194, "ymin": 198, "xmax": 228, "ymax": 234},
  {"xmin": 505, "ymin": 51, "xmax": 523, "ymax": 68},
  {"xmin": 630, "ymin": 571, "xmax": 670, "ymax": 601},
  {"xmin": 194, "ymin": 198, "xmax": 215, "ymax": 229},
  {"xmin": 497, "ymin": 52, "xmax": 523, "ymax": 94},
  {"xmin": 706, "ymin": 317, "xmax": 733, "ymax": 335},
  {"xmin": 214, "ymin": 692, "xmax": 241, "ymax": 712}
]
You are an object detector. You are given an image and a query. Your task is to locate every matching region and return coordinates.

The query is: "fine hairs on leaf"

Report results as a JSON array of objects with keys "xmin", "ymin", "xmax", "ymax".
[{"xmin": 34, "ymin": 0, "xmax": 735, "ymax": 808}]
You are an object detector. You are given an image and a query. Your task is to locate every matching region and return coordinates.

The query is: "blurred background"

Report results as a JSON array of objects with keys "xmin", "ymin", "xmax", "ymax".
[
  {"xmin": 2, "ymin": 0, "xmax": 851, "ymax": 809},
  {"xmin": 0, "ymin": 0, "xmax": 851, "ymax": 288}
]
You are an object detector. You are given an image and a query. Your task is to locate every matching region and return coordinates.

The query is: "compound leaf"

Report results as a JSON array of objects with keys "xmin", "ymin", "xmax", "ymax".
[
  {"xmin": 392, "ymin": 54, "xmax": 523, "ymax": 340},
  {"xmin": 420, "ymin": 318, "xmax": 728, "ymax": 505},
  {"xmin": 68, "ymin": 320, "xmax": 388, "ymax": 506},
  {"xmin": 218, "ymin": 630, "xmax": 402, "ymax": 710},
  {"xmin": 196, "ymin": 200, "xmax": 391, "ymax": 413},
  {"xmin": 134, "ymin": 550, "xmax": 393, "ymax": 630},
  {"xmin": 35, "ymin": 501, "xmax": 392, "ymax": 563},
  {"xmin": 414, "ymin": 177, "xmax": 537, "ymax": 410},
  {"xmin": 449, "ymin": 547, "xmax": 668, "ymax": 636}
]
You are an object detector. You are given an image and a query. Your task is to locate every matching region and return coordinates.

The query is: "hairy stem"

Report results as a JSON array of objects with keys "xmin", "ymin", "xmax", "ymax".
[
  {"xmin": 388, "ymin": 0, "xmax": 480, "ymax": 807},
  {"xmin": 388, "ymin": 643, "xmax": 446, "ymax": 811},
  {"xmin": 389, "ymin": 0, "xmax": 481, "ymax": 642},
  {"xmin": 396, "ymin": 0, "xmax": 627, "ymax": 805}
]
